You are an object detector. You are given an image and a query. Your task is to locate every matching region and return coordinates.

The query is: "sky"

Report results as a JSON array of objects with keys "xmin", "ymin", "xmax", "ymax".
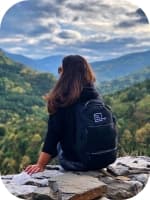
[{"xmin": 0, "ymin": 0, "xmax": 150, "ymax": 62}]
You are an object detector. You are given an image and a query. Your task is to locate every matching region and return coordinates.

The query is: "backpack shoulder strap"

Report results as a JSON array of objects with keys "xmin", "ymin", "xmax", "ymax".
[{"xmin": 84, "ymin": 99, "xmax": 105, "ymax": 107}]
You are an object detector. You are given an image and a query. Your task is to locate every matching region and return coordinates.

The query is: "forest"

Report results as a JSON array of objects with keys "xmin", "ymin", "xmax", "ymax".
[{"xmin": 0, "ymin": 51, "xmax": 149, "ymax": 174}]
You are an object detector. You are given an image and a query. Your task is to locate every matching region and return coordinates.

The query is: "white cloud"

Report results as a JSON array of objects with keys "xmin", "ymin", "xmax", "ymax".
[
  {"xmin": 6, "ymin": 46, "xmax": 27, "ymax": 54},
  {"xmin": 0, "ymin": 0, "xmax": 149, "ymax": 61}
]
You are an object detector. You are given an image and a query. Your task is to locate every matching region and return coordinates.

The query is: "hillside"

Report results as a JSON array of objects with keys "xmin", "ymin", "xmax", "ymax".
[
  {"xmin": 4, "ymin": 49, "xmax": 150, "ymax": 80},
  {"xmin": 103, "ymin": 79, "xmax": 150, "ymax": 156},
  {"xmin": 0, "ymin": 50, "xmax": 56, "ymax": 174},
  {"xmin": 92, "ymin": 50, "xmax": 150, "ymax": 81},
  {"xmin": 4, "ymin": 49, "xmax": 150, "ymax": 96},
  {"xmin": 0, "ymin": 50, "xmax": 149, "ymax": 175},
  {"xmin": 4, "ymin": 50, "xmax": 63, "ymax": 75},
  {"xmin": 0, "ymin": 50, "xmax": 56, "ymax": 118},
  {"xmin": 99, "ymin": 65, "xmax": 150, "ymax": 94}
]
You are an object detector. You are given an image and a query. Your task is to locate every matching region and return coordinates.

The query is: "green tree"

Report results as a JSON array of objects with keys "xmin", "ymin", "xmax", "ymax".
[{"xmin": 0, "ymin": 124, "xmax": 6, "ymax": 136}]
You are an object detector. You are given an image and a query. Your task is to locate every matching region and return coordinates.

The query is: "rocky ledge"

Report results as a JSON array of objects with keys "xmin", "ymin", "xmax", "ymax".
[{"xmin": 1, "ymin": 156, "xmax": 150, "ymax": 200}]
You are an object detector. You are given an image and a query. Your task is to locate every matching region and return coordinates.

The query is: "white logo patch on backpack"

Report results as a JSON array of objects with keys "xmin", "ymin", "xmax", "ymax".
[{"xmin": 93, "ymin": 112, "xmax": 106, "ymax": 123}]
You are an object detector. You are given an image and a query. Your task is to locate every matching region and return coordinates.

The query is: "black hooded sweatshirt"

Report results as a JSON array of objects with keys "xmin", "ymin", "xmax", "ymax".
[{"xmin": 42, "ymin": 84, "xmax": 102, "ymax": 162}]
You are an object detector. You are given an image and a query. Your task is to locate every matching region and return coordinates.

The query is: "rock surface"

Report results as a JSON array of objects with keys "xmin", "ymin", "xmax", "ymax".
[{"xmin": 1, "ymin": 156, "xmax": 150, "ymax": 200}]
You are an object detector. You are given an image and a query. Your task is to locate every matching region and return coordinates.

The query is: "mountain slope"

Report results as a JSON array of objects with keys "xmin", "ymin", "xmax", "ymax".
[
  {"xmin": 5, "ymin": 50, "xmax": 63, "ymax": 75},
  {"xmin": 0, "ymin": 49, "xmax": 149, "ymax": 175},
  {"xmin": 104, "ymin": 79, "xmax": 150, "ymax": 156},
  {"xmin": 0, "ymin": 49, "xmax": 56, "ymax": 119},
  {"xmin": 4, "ymin": 49, "xmax": 150, "ymax": 79},
  {"xmin": 92, "ymin": 50, "xmax": 150, "ymax": 81},
  {"xmin": 0, "ymin": 50, "xmax": 56, "ymax": 174},
  {"xmin": 0, "ymin": 51, "xmax": 56, "ymax": 99},
  {"xmin": 99, "ymin": 65, "xmax": 150, "ymax": 94}
]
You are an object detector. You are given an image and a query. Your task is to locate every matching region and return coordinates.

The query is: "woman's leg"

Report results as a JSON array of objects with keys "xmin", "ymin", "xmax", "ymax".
[{"xmin": 57, "ymin": 143, "xmax": 87, "ymax": 171}]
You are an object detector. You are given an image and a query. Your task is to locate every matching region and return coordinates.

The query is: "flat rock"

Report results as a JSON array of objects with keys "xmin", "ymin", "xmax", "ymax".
[
  {"xmin": 5, "ymin": 183, "xmax": 37, "ymax": 197},
  {"xmin": 31, "ymin": 169, "xmax": 64, "ymax": 179},
  {"xmin": 1, "ymin": 157, "xmax": 150, "ymax": 200},
  {"xmin": 32, "ymin": 187, "xmax": 55, "ymax": 200},
  {"xmin": 100, "ymin": 176, "xmax": 143, "ymax": 200},
  {"xmin": 128, "ymin": 173, "xmax": 149, "ymax": 185},
  {"xmin": 1, "ymin": 174, "xmax": 14, "ymax": 179},
  {"xmin": 107, "ymin": 156, "xmax": 150, "ymax": 176},
  {"xmin": 49, "ymin": 173, "xmax": 107, "ymax": 200}
]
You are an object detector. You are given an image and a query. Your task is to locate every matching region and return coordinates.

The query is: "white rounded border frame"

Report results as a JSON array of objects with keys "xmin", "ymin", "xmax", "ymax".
[{"xmin": 0, "ymin": 0, "xmax": 149, "ymax": 199}]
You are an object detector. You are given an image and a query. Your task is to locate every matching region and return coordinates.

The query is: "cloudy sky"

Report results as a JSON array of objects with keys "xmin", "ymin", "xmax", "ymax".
[{"xmin": 0, "ymin": 0, "xmax": 150, "ymax": 61}]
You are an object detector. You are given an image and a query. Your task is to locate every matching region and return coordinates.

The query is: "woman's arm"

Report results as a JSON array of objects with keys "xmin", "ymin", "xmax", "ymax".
[
  {"xmin": 25, "ymin": 152, "xmax": 51, "ymax": 175},
  {"xmin": 25, "ymin": 111, "xmax": 63, "ymax": 175}
]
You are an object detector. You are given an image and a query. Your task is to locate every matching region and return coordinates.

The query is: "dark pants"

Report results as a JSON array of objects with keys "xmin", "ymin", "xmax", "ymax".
[
  {"xmin": 57, "ymin": 144, "xmax": 116, "ymax": 171},
  {"xmin": 57, "ymin": 144, "xmax": 87, "ymax": 171}
]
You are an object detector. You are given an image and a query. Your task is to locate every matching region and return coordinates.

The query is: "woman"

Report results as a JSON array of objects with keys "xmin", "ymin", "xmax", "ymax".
[{"xmin": 25, "ymin": 55, "xmax": 116, "ymax": 175}]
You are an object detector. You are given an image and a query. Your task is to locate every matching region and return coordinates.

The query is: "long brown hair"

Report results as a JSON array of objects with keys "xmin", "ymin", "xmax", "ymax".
[{"xmin": 46, "ymin": 55, "xmax": 96, "ymax": 114}]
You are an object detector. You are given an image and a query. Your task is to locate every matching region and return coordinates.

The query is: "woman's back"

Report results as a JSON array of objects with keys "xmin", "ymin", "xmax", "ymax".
[
  {"xmin": 25, "ymin": 55, "xmax": 117, "ymax": 174},
  {"xmin": 42, "ymin": 83, "xmax": 101, "ymax": 162}
]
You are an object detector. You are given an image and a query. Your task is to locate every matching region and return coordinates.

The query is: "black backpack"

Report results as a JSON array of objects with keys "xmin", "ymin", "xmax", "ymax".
[{"xmin": 75, "ymin": 99, "xmax": 118, "ymax": 169}]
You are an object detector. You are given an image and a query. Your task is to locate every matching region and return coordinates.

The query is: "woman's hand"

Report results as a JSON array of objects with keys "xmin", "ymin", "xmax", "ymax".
[
  {"xmin": 24, "ymin": 164, "xmax": 44, "ymax": 175},
  {"xmin": 24, "ymin": 152, "xmax": 51, "ymax": 175}
]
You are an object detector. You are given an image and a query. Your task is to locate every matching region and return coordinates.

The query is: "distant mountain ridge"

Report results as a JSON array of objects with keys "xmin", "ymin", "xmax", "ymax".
[
  {"xmin": 4, "ymin": 50, "xmax": 63, "ymax": 75},
  {"xmin": 4, "ymin": 49, "xmax": 150, "ymax": 81},
  {"xmin": 99, "ymin": 65, "xmax": 150, "ymax": 94},
  {"xmin": 92, "ymin": 50, "xmax": 150, "ymax": 81},
  {"xmin": 1, "ymin": 48, "xmax": 150, "ymax": 96}
]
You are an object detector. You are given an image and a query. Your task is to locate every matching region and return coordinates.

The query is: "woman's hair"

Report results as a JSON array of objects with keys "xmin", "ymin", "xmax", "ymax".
[{"xmin": 46, "ymin": 55, "xmax": 96, "ymax": 114}]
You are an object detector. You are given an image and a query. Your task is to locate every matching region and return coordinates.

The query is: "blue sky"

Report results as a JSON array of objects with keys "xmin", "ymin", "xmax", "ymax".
[{"xmin": 0, "ymin": 0, "xmax": 150, "ymax": 62}]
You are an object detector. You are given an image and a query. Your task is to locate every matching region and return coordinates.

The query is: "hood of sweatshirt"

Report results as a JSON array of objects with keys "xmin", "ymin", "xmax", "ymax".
[{"xmin": 79, "ymin": 84, "xmax": 102, "ymax": 102}]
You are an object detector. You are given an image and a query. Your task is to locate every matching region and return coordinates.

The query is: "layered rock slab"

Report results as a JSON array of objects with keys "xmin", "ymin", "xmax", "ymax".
[
  {"xmin": 48, "ymin": 173, "xmax": 107, "ymax": 200},
  {"xmin": 1, "ymin": 156, "xmax": 150, "ymax": 200}
]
